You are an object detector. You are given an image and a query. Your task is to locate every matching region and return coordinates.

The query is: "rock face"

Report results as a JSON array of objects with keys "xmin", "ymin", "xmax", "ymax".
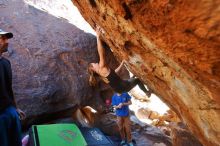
[
  {"xmin": 170, "ymin": 122, "xmax": 203, "ymax": 146},
  {"xmin": 71, "ymin": 0, "xmax": 220, "ymax": 146},
  {"xmin": 0, "ymin": 0, "xmax": 122, "ymax": 125}
]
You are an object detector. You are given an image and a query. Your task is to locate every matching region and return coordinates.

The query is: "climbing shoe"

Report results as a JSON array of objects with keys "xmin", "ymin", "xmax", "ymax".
[
  {"xmin": 120, "ymin": 140, "xmax": 126, "ymax": 145},
  {"xmin": 128, "ymin": 142, "xmax": 134, "ymax": 146}
]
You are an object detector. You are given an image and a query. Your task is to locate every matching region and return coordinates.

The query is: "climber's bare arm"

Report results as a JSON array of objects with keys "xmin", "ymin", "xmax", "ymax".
[
  {"xmin": 94, "ymin": 27, "xmax": 110, "ymax": 77},
  {"xmin": 115, "ymin": 60, "xmax": 125, "ymax": 74},
  {"xmin": 96, "ymin": 27, "xmax": 106, "ymax": 69}
]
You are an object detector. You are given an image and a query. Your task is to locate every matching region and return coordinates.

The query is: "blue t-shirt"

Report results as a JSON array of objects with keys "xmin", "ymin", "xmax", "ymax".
[{"xmin": 111, "ymin": 92, "xmax": 131, "ymax": 117}]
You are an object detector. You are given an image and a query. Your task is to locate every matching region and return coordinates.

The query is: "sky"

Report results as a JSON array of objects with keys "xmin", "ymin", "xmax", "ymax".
[{"xmin": 24, "ymin": 0, "xmax": 95, "ymax": 34}]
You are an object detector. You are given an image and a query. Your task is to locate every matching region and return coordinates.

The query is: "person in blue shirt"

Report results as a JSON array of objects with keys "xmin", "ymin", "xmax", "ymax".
[{"xmin": 112, "ymin": 92, "xmax": 134, "ymax": 146}]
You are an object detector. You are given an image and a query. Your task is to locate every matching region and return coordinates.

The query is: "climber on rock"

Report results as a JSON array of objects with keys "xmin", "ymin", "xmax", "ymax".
[{"xmin": 88, "ymin": 26, "xmax": 152, "ymax": 97}]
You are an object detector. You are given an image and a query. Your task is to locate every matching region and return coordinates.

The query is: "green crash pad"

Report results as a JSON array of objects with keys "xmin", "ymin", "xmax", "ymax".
[{"xmin": 32, "ymin": 124, "xmax": 87, "ymax": 146}]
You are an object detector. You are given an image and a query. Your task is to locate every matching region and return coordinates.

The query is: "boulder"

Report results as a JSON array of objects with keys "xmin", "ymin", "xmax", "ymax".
[
  {"xmin": 170, "ymin": 122, "xmax": 203, "ymax": 146},
  {"xmin": 71, "ymin": 0, "xmax": 220, "ymax": 145},
  {"xmin": 0, "ymin": 0, "xmax": 125, "ymax": 126}
]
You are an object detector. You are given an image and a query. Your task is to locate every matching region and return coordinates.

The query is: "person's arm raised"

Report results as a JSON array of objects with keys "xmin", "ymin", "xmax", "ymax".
[
  {"xmin": 96, "ymin": 28, "xmax": 106, "ymax": 68},
  {"xmin": 115, "ymin": 60, "xmax": 125, "ymax": 74}
]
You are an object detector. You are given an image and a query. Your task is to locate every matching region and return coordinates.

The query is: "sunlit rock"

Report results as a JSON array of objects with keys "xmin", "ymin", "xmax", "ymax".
[{"xmin": 72, "ymin": 0, "xmax": 220, "ymax": 145}]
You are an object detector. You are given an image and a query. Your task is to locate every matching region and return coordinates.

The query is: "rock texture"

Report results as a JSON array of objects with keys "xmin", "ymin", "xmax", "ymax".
[
  {"xmin": 0, "ymin": 0, "xmax": 123, "ymax": 125},
  {"xmin": 71, "ymin": 0, "xmax": 220, "ymax": 146},
  {"xmin": 0, "ymin": 0, "xmax": 96, "ymax": 124},
  {"xmin": 170, "ymin": 122, "xmax": 203, "ymax": 146}
]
